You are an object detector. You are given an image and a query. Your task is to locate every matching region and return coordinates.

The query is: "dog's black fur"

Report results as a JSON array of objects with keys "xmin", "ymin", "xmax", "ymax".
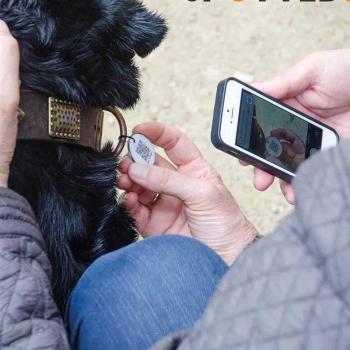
[{"xmin": 1, "ymin": 0, "xmax": 167, "ymax": 312}]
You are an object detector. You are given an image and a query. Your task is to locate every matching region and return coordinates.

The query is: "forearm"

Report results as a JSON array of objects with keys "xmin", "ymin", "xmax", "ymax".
[{"xmin": 0, "ymin": 188, "xmax": 70, "ymax": 349}]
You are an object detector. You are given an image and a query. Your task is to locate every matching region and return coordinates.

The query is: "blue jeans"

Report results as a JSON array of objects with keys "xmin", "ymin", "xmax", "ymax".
[{"xmin": 68, "ymin": 236, "xmax": 228, "ymax": 350}]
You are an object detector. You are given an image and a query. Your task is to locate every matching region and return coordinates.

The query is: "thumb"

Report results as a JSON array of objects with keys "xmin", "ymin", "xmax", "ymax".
[
  {"xmin": 128, "ymin": 163, "xmax": 199, "ymax": 203},
  {"xmin": 254, "ymin": 53, "xmax": 320, "ymax": 100}
]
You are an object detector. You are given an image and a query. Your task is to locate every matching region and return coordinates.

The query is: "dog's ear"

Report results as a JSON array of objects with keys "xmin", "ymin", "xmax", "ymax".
[{"xmin": 0, "ymin": 0, "xmax": 167, "ymax": 108}]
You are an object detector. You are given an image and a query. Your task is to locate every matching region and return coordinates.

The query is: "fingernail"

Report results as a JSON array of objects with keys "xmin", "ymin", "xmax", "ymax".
[
  {"xmin": 0, "ymin": 20, "xmax": 9, "ymax": 33},
  {"xmin": 129, "ymin": 163, "xmax": 148, "ymax": 181},
  {"xmin": 120, "ymin": 154, "xmax": 129, "ymax": 162}
]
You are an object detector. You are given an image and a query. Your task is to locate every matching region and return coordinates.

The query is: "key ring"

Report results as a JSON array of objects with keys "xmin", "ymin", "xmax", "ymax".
[
  {"xmin": 119, "ymin": 135, "xmax": 136, "ymax": 143},
  {"xmin": 103, "ymin": 106, "xmax": 128, "ymax": 156}
]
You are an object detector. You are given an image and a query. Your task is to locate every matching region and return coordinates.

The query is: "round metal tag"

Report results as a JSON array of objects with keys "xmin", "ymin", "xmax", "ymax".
[
  {"xmin": 128, "ymin": 133, "xmax": 156, "ymax": 165},
  {"xmin": 265, "ymin": 136, "xmax": 283, "ymax": 158}
]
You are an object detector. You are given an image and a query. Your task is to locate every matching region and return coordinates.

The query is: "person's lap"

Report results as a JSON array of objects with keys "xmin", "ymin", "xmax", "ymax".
[{"xmin": 67, "ymin": 235, "xmax": 228, "ymax": 350}]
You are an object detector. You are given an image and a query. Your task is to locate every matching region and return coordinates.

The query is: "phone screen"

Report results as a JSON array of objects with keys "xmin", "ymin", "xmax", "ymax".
[{"xmin": 236, "ymin": 89, "xmax": 323, "ymax": 173}]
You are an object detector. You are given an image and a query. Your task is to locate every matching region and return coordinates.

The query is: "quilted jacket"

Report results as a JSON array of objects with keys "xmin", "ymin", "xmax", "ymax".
[
  {"xmin": 0, "ymin": 189, "xmax": 69, "ymax": 349},
  {"xmin": 1, "ymin": 141, "xmax": 350, "ymax": 349}
]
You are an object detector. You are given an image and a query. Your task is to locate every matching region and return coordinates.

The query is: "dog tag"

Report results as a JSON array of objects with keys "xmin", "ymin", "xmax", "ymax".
[
  {"xmin": 266, "ymin": 136, "xmax": 283, "ymax": 158},
  {"xmin": 128, "ymin": 134, "xmax": 156, "ymax": 165}
]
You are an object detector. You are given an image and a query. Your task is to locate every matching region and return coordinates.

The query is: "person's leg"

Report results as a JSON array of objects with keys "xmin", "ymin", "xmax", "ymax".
[{"xmin": 68, "ymin": 235, "xmax": 228, "ymax": 350}]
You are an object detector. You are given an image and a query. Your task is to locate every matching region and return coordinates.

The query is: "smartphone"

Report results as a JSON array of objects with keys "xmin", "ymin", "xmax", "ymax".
[{"xmin": 211, "ymin": 78, "xmax": 339, "ymax": 183}]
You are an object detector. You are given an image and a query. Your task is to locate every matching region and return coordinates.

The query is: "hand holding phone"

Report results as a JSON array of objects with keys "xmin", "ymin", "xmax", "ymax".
[
  {"xmin": 230, "ymin": 50, "xmax": 350, "ymax": 204},
  {"xmin": 211, "ymin": 77, "xmax": 339, "ymax": 185}
]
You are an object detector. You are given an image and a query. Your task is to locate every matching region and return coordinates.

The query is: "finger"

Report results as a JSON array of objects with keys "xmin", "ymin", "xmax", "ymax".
[
  {"xmin": 138, "ymin": 191, "xmax": 160, "ymax": 207},
  {"xmin": 272, "ymin": 129, "xmax": 305, "ymax": 156},
  {"xmin": 0, "ymin": 22, "xmax": 19, "ymax": 115},
  {"xmin": 0, "ymin": 20, "xmax": 10, "ymax": 33},
  {"xmin": 119, "ymin": 153, "xmax": 177, "ymax": 198},
  {"xmin": 155, "ymin": 153, "xmax": 177, "ymax": 170},
  {"xmin": 280, "ymin": 181, "xmax": 295, "ymax": 205},
  {"xmin": 271, "ymin": 128, "xmax": 295, "ymax": 141},
  {"xmin": 117, "ymin": 170, "xmax": 145, "ymax": 195},
  {"xmin": 119, "ymin": 158, "xmax": 149, "ymax": 194},
  {"xmin": 133, "ymin": 122, "xmax": 203, "ymax": 167},
  {"xmin": 128, "ymin": 163, "xmax": 202, "ymax": 203},
  {"xmin": 117, "ymin": 174, "xmax": 134, "ymax": 190},
  {"xmin": 119, "ymin": 157, "xmax": 133, "ymax": 174},
  {"xmin": 253, "ymin": 54, "xmax": 320, "ymax": 100},
  {"xmin": 122, "ymin": 192, "xmax": 151, "ymax": 233},
  {"xmin": 122, "ymin": 181, "xmax": 145, "ymax": 195},
  {"xmin": 119, "ymin": 157, "xmax": 151, "ymax": 194},
  {"xmin": 275, "ymin": 97, "xmax": 319, "ymax": 121},
  {"xmin": 121, "ymin": 152, "xmax": 176, "ymax": 173},
  {"xmin": 122, "ymin": 192, "xmax": 139, "ymax": 210},
  {"xmin": 282, "ymin": 143, "xmax": 297, "ymax": 159},
  {"xmin": 137, "ymin": 153, "xmax": 177, "ymax": 206},
  {"xmin": 254, "ymin": 167, "xmax": 275, "ymax": 191}
]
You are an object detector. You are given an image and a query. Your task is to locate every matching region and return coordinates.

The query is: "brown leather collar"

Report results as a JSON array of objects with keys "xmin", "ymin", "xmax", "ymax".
[{"xmin": 18, "ymin": 90, "xmax": 127, "ymax": 154}]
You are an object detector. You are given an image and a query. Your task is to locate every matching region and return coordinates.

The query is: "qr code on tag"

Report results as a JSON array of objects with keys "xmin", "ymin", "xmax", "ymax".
[
  {"xmin": 136, "ymin": 140, "xmax": 151, "ymax": 162},
  {"xmin": 270, "ymin": 141, "xmax": 279, "ymax": 153}
]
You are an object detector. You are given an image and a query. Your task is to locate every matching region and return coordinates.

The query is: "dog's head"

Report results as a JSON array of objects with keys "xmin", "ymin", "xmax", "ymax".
[{"xmin": 0, "ymin": 0, "xmax": 167, "ymax": 108}]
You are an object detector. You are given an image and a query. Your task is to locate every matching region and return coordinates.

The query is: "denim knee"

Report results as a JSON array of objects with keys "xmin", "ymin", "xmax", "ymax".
[{"xmin": 68, "ymin": 236, "xmax": 228, "ymax": 350}]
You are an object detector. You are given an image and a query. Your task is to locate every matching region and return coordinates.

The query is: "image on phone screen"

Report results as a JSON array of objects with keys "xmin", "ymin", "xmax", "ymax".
[{"xmin": 236, "ymin": 90, "xmax": 323, "ymax": 173}]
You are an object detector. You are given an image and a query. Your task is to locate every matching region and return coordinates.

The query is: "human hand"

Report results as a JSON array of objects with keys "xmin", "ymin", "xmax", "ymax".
[
  {"xmin": 118, "ymin": 122, "xmax": 258, "ymax": 265},
  {"xmin": 247, "ymin": 49, "xmax": 350, "ymax": 204},
  {"xmin": 0, "ymin": 20, "xmax": 20, "ymax": 188},
  {"xmin": 270, "ymin": 129, "xmax": 306, "ymax": 170}
]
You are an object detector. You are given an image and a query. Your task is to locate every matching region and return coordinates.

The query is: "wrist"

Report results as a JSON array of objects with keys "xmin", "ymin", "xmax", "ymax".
[
  {"xmin": 0, "ymin": 180, "xmax": 8, "ymax": 188},
  {"xmin": 217, "ymin": 216, "xmax": 259, "ymax": 266},
  {"xmin": 0, "ymin": 171, "xmax": 9, "ymax": 188}
]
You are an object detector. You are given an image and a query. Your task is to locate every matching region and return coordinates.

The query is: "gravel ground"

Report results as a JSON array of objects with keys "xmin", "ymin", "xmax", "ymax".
[{"xmin": 107, "ymin": 0, "xmax": 350, "ymax": 234}]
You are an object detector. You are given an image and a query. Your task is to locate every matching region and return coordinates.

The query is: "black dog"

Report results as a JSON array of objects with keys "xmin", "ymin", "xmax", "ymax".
[{"xmin": 0, "ymin": 0, "xmax": 167, "ymax": 313}]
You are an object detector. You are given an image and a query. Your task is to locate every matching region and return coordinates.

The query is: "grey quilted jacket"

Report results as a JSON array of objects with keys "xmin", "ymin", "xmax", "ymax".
[
  {"xmin": 0, "ymin": 189, "xmax": 69, "ymax": 349},
  {"xmin": 1, "ymin": 141, "xmax": 350, "ymax": 349}
]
